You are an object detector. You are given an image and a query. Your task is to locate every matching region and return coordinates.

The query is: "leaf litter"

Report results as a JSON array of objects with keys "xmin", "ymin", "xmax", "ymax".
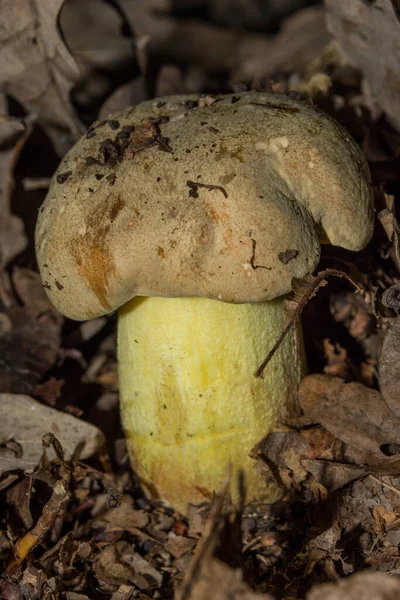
[{"xmin": 2, "ymin": 0, "xmax": 400, "ymax": 598}]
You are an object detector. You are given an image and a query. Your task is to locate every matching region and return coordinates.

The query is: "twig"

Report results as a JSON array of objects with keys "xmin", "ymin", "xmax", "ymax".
[
  {"xmin": 255, "ymin": 268, "xmax": 363, "ymax": 377},
  {"xmin": 8, "ymin": 479, "xmax": 69, "ymax": 573}
]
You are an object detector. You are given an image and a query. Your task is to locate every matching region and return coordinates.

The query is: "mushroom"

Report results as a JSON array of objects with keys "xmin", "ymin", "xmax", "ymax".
[{"xmin": 35, "ymin": 92, "xmax": 374, "ymax": 514}]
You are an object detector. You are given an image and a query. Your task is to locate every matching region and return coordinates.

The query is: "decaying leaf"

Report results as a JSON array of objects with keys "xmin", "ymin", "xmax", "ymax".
[
  {"xmin": 379, "ymin": 317, "xmax": 400, "ymax": 418},
  {"xmin": 0, "ymin": 393, "xmax": 104, "ymax": 474},
  {"xmin": 298, "ymin": 375, "xmax": 400, "ymax": 460},
  {"xmin": 0, "ymin": 109, "xmax": 31, "ymax": 267},
  {"xmin": 92, "ymin": 540, "xmax": 162, "ymax": 593},
  {"xmin": 0, "ymin": 270, "xmax": 63, "ymax": 394},
  {"xmin": 181, "ymin": 558, "xmax": 272, "ymax": 600},
  {"xmin": 325, "ymin": 0, "xmax": 400, "ymax": 131},
  {"xmin": 257, "ymin": 426, "xmax": 333, "ymax": 500},
  {"xmin": 304, "ymin": 523, "xmax": 341, "ymax": 576},
  {"xmin": 0, "ymin": 0, "xmax": 82, "ymax": 154},
  {"xmin": 257, "ymin": 374, "xmax": 400, "ymax": 499},
  {"xmin": 307, "ymin": 570, "xmax": 400, "ymax": 600},
  {"xmin": 378, "ymin": 194, "xmax": 400, "ymax": 269}
]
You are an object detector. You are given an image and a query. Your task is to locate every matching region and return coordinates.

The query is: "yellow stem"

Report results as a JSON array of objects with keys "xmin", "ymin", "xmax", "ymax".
[{"xmin": 118, "ymin": 296, "xmax": 303, "ymax": 514}]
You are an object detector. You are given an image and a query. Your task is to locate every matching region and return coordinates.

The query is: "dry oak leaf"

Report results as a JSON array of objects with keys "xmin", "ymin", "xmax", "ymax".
[
  {"xmin": 298, "ymin": 374, "xmax": 400, "ymax": 460},
  {"xmin": 0, "ymin": 111, "xmax": 30, "ymax": 267},
  {"xmin": 325, "ymin": 0, "xmax": 400, "ymax": 132},
  {"xmin": 0, "ymin": 269, "xmax": 63, "ymax": 395},
  {"xmin": 0, "ymin": 0, "xmax": 83, "ymax": 155},
  {"xmin": 307, "ymin": 570, "xmax": 400, "ymax": 600},
  {"xmin": 379, "ymin": 316, "xmax": 400, "ymax": 419},
  {"xmin": 180, "ymin": 558, "xmax": 274, "ymax": 600},
  {"xmin": 0, "ymin": 393, "xmax": 104, "ymax": 474}
]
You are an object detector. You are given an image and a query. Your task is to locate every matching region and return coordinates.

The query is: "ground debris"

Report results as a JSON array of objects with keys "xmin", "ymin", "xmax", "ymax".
[
  {"xmin": 307, "ymin": 571, "xmax": 400, "ymax": 600},
  {"xmin": 0, "ymin": 269, "xmax": 63, "ymax": 395}
]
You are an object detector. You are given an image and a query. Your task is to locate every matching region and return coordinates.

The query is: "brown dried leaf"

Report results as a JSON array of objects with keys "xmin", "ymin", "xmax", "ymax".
[
  {"xmin": 180, "ymin": 558, "xmax": 273, "ymax": 600},
  {"xmin": 301, "ymin": 460, "xmax": 366, "ymax": 493},
  {"xmin": 0, "ymin": 270, "xmax": 63, "ymax": 395},
  {"xmin": 307, "ymin": 570, "xmax": 400, "ymax": 600},
  {"xmin": 304, "ymin": 523, "xmax": 341, "ymax": 576},
  {"xmin": 372, "ymin": 505, "xmax": 397, "ymax": 534},
  {"xmin": 92, "ymin": 495, "xmax": 149, "ymax": 532},
  {"xmin": 323, "ymin": 339, "xmax": 349, "ymax": 379},
  {"xmin": 0, "ymin": 394, "xmax": 104, "ymax": 474},
  {"xmin": 378, "ymin": 194, "xmax": 400, "ymax": 269},
  {"xmin": 379, "ymin": 317, "xmax": 400, "ymax": 417},
  {"xmin": 258, "ymin": 427, "xmax": 331, "ymax": 500},
  {"xmin": 298, "ymin": 374, "xmax": 400, "ymax": 460},
  {"xmin": 0, "ymin": 112, "xmax": 30, "ymax": 267},
  {"xmin": 110, "ymin": 586, "xmax": 135, "ymax": 600},
  {"xmin": 0, "ymin": 0, "xmax": 82, "ymax": 154},
  {"xmin": 93, "ymin": 541, "xmax": 162, "ymax": 592},
  {"xmin": 165, "ymin": 532, "xmax": 196, "ymax": 559}
]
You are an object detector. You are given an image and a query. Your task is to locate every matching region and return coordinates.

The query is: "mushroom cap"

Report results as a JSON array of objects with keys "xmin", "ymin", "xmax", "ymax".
[{"xmin": 36, "ymin": 92, "xmax": 374, "ymax": 320}]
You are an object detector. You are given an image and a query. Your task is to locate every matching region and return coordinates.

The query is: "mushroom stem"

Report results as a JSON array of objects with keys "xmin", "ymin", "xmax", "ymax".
[{"xmin": 118, "ymin": 295, "xmax": 304, "ymax": 514}]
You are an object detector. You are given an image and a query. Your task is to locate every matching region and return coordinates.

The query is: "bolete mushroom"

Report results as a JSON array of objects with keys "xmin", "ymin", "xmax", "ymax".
[{"xmin": 35, "ymin": 93, "xmax": 373, "ymax": 514}]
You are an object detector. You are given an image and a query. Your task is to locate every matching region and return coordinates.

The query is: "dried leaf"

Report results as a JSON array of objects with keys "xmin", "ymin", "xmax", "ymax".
[
  {"xmin": 0, "ymin": 270, "xmax": 63, "ymax": 395},
  {"xmin": 110, "ymin": 586, "xmax": 135, "ymax": 600},
  {"xmin": 307, "ymin": 570, "xmax": 400, "ymax": 600},
  {"xmin": 258, "ymin": 427, "xmax": 331, "ymax": 500},
  {"xmin": 0, "ymin": 394, "xmax": 104, "ymax": 474},
  {"xmin": 379, "ymin": 317, "xmax": 400, "ymax": 417},
  {"xmin": 378, "ymin": 194, "xmax": 400, "ymax": 269},
  {"xmin": 325, "ymin": 0, "xmax": 400, "ymax": 131},
  {"xmin": 0, "ymin": 0, "xmax": 82, "ymax": 154},
  {"xmin": 92, "ymin": 495, "xmax": 149, "ymax": 532},
  {"xmin": 180, "ymin": 558, "xmax": 273, "ymax": 600},
  {"xmin": 165, "ymin": 532, "xmax": 196, "ymax": 559},
  {"xmin": 298, "ymin": 375, "xmax": 400, "ymax": 460},
  {"xmin": 372, "ymin": 505, "xmax": 397, "ymax": 534},
  {"xmin": 0, "ymin": 112, "xmax": 30, "ymax": 267},
  {"xmin": 304, "ymin": 523, "xmax": 341, "ymax": 576},
  {"xmin": 93, "ymin": 541, "xmax": 162, "ymax": 591}
]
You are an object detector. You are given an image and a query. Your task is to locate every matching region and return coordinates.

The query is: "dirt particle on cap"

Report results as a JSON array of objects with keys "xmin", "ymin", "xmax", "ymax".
[
  {"xmin": 108, "ymin": 120, "xmax": 120, "ymax": 130},
  {"xmin": 57, "ymin": 171, "xmax": 72, "ymax": 184},
  {"xmin": 278, "ymin": 249, "xmax": 299, "ymax": 264},
  {"xmin": 106, "ymin": 173, "xmax": 116, "ymax": 185}
]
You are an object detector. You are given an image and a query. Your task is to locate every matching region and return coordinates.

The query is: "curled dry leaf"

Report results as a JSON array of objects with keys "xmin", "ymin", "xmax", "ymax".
[
  {"xmin": 307, "ymin": 571, "xmax": 400, "ymax": 600},
  {"xmin": 304, "ymin": 523, "xmax": 341, "ymax": 576},
  {"xmin": 181, "ymin": 558, "xmax": 273, "ymax": 600},
  {"xmin": 258, "ymin": 374, "xmax": 400, "ymax": 498},
  {"xmin": 0, "ymin": 110, "xmax": 30, "ymax": 267},
  {"xmin": 0, "ymin": 0, "xmax": 82, "ymax": 155},
  {"xmin": 92, "ymin": 540, "xmax": 162, "ymax": 593},
  {"xmin": 298, "ymin": 374, "xmax": 400, "ymax": 460},
  {"xmin": 379, "ymin": 317, "xmax": 400, "ymax": 417},
  {"xmin": 0, "ymin": 394, "xmax": 104, "ymax": 474}
]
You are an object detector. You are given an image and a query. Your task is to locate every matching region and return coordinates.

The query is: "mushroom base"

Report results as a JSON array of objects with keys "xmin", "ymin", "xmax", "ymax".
[{"xmin": 118, "ymin": 296, "xmax": 304, "ymax": 514}]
